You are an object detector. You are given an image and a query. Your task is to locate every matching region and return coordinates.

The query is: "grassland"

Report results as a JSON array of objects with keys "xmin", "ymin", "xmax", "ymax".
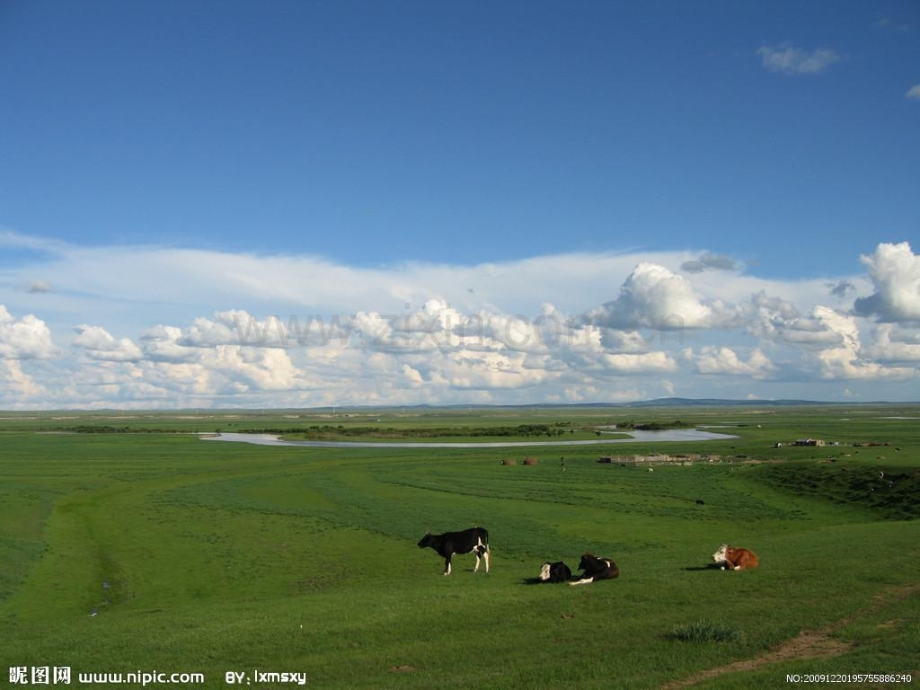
[{"xmin": 1, "ymin": 405, "xmax": 918, "ymax": 689}]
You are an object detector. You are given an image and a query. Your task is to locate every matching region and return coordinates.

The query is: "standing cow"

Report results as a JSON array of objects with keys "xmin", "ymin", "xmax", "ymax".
[
  {"xmin": 569, "ymin": 553, "xmax": 619, "ymax": 586},
  {"xmin": 418, "ymin": 527, "xmax": 490, "ymax": 575}
]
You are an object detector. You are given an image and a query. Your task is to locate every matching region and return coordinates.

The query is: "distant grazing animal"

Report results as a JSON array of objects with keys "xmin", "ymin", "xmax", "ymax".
[
  {"xmin": 569, "ymin": 553, "xmax": 619, "ymax": 586},
  {"xmin": 418, "ymin": 527, "xmax": 490, "ymax": 575},
  {"xmin": 538, "ymin": 561, "xmax": 572, "ymax": 583},
  {"xmin": 711, "ymin": 544, "xmax": 759, "ymax": 571}
]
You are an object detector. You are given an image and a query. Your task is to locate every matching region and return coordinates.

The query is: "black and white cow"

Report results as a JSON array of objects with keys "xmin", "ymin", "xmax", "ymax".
[
  {"xmin": 569, "ymin": 553, "xmax": 619, "ymax": 586},
  {"xmin": 538, "ymin": 561, "xmax": 572, "ymax": 583},
  {"xmin": 418, "ymin": 527, "xmax": 490, "ymax": 575}
]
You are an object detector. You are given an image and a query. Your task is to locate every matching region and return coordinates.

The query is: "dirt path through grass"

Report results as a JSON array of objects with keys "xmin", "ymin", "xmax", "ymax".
[{"xmin": 661, "ymin": 583, "xmax": 919, "ymax": 689}]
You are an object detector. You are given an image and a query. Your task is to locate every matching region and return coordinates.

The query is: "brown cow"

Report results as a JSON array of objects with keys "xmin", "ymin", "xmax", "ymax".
[{"xmin": 712, "ymin": 544, "xmax": 759, "ymax": 571}]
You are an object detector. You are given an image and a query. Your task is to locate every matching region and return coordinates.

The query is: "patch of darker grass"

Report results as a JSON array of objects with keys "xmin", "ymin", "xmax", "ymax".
[
  {"xmin": 754, "ymin": 463, "xmax": 920, "ymax": 520},
  {"xmin": 669, "ymin": 619, "xmax": 743, "ymax": 643}
]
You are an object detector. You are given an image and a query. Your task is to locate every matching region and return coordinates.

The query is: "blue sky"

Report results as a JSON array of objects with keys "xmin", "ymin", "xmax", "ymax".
[{"xmin": 1, "ymin": 1, "xmax": 919, "ymax": 408}]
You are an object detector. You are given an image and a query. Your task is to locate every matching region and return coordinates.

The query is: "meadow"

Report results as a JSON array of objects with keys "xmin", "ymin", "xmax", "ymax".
[{"xmin": 1, "ymin": 405, "xmax": 918, "ymax": 689}]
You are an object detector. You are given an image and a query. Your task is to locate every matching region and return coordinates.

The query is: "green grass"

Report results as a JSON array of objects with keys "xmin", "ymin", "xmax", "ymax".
[
  {"xmin": 670, "ymin": 620, "xmax": 744, "ymax": 643},
  {"xmin": 1, "ymin": 405, "xmax": 919, "ymax": 688}
]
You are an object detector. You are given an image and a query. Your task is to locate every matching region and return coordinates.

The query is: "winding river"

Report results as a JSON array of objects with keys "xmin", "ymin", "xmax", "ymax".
[{"xmin": 201, "ymin": 428, "xmax": 737, "ymax": 449}]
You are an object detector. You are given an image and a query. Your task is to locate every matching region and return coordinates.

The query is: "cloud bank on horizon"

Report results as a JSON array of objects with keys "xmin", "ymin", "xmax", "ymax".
[{"xmin": 1, "ymin": 232, "xmax": 917, "ymax": 409}]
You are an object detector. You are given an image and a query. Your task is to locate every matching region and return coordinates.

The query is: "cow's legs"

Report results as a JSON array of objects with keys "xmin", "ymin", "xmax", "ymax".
[
  {"xmin": 444, "ymin": 555, "xmax": 452, "ymax": 575},
  {"xmin": 472, "ymin": 539, "xmax": 490, "ymax": 574}
]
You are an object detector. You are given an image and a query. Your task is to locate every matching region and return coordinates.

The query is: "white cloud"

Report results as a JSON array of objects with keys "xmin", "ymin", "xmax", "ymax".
[
  {"xmin": 601, "ymin": 351, "xmax": 677, "ymax": 374},
  {"xmin": 409, "ymin": 349, "xmax": 553, "ymax": 390},
  {"xmin": 811, "ymin": 307, "xmax": 917, "ymax": 381},
  {"xmin": 0, "ymin": 305, "xmax": 56, "ymax": 359},
  {"xmin": 586, "ymin": 263, "xmax": 726, "ymax": 330},
  {"xmin": 2, "ymin": 232, "xmax": 919, "ymax": 407},
  {"xmin": 743, "ymin": 293, "xmax": 856, "ymax": 348},
  {"xmin": 599, "ymin": 328, "xmax": 651, "ymax": 354},
  {"xmin": 73, "ymin": 325, "xmax": 143, "ymax": 362},
  {"xmin": 197, "ymin": 345, "xmax": 302, "ymax": 392},
  {"xmin": 814, "ymin": 307, "xmax": 860, "ymax": 349},
  {"xmin": 0, "ymin": 231, "xmax": 851, "ymax": 338},
  {"xmin": 741, "ymin": 291, "xmax": 801, "ymax": 340},
  {"xmin": 757, "ymin": 44, "xmax": 841, "ymax": 75},
  {"xmin": 867, "ymin": 324, "xmax": 920, "ymax": 363},
  {"xmin": 906, "ymin": 85, "xmax": 920, "ymax": 100},
  {"xmin": 83, "ymin": 296, "xmax": 681, "ymax": 406},
  {"xmin": 0, "ymin": 232, "xmax": 651, "ymax": 325},
  {"xmin": 139, "ymin": 325, "xmax": 199, "ymax": 363},
  {"xmin": 687, "ymin": 346, "xmax": 774, "ymax": 378},
  {"xmin": 854, "ymin": 242, "xmax": 920, "ymax": 322},
  {"xmin": 352, "ymin": 300, "xmax": 471, "ymax": 354},
  {"xmin": 0, "ymin": 359, "xmax": 47, "ymax": 398}
]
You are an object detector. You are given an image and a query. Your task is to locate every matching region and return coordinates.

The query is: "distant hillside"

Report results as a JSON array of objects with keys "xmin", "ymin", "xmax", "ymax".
[
  {"xmin": 617, "ymin": 397, "xmax": 839, "ymax": 408},
  {"xmin": 443, "ymin": 398, "xmax": 862, "ymax": 409},
  {"xmin": 292, "ymin": 398, "xmax": 906, "ymax": 413}
]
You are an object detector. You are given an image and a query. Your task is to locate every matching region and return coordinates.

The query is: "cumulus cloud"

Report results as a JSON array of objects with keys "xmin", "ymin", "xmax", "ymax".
[
  {"xmin": 0, "ymin": 359, "xmax": 47, "ymax": 398},
  {"xmin": 0, "ymin": 305, "xmax": 56, "ymax": 359},
  {"xmin": 586, "ymin": 263, "xmax": 727, "ymax": 330},
  {"xmin": 67, "ymin": 340, "xmax": 307, "ymax": 404},
  {"xmin": 742, "ymin": 291, "xmax": 801, "ymax": 338},
  {"xmin": 853, "ymin": 242, "xmax": 920, "ymax": 322},
  {"xmin": 744, "ymin": 292, "xmax": 851, "ymax": 347},
  {"xmin": 139, "ymin": 325, "xmax": 199, "ymax": 363},
  {"xmin": 906, "ymin": 85, "xmax": 920, "ymax": 100},
  {"xmin": 353, "ymin": 300, "xmax": 471, "ymax": 354},
  {"xmin": 3, "ymin": 231, "xmax": 919, "ymax": 407},
  {"xmin": 598, "ymin": 328, "xmax": 651, "ymax": 354},
  {"xmin": 58, "ymin": 296, "xmax": 684, "ymax": 407},
  {"xmin": 197, "ymin": 345, "xmax": 302, "ymax": 392},
  {"xmin": 866, "ymin": 324, "xmax": 920, "ymax": 363},
  {"xmin": 686, "ymin": 347, "xmax": 773, "ymax": 378},
  {"xmin": 407, "ymin": 348, "xmax": 554, "ymax": 390},
  {"xmin": 757, "ymin": 44, "xmax": 841, "ymax": 75},
  {"xmin": 601, "ymin": 351, "xmax": 677, "ymax": 374},
  {"xmin": 811, "ymin": 307, "xmax": 916, "ymax": 380},
  {"xmin": 680, "ymin": 252, "xmax": 738, "ymax": 274},
  {"xmin": 73, "ymin": 325, "xmax": 143, "ymax": 362}
]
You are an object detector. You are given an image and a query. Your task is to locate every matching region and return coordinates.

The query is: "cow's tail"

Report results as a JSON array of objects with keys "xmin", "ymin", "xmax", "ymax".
[{"xmin": 477, "ymin": 527, "xmax": 490, "ymax": 552}]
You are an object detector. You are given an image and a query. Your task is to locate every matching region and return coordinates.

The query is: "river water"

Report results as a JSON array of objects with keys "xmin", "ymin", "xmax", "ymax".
[{"xmin": 201, "ymin": 428, "xmax": 737, "ymax": 449}]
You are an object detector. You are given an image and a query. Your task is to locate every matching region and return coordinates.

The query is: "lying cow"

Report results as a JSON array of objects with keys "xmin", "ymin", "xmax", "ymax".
[
  {"xmin": 418, "ymin": 527, "xmax": 490, "ymax": 575},
  {"xmin": 712, "ymin": 543, "xmax": 759, "ymax": 571},
  {"xmin": 569, "ymin": 553, "xmax": 619, "ymax": 586},
  {"xmin": 538, "ymin": 561, "xmax": 572, "ymax": 583}
]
